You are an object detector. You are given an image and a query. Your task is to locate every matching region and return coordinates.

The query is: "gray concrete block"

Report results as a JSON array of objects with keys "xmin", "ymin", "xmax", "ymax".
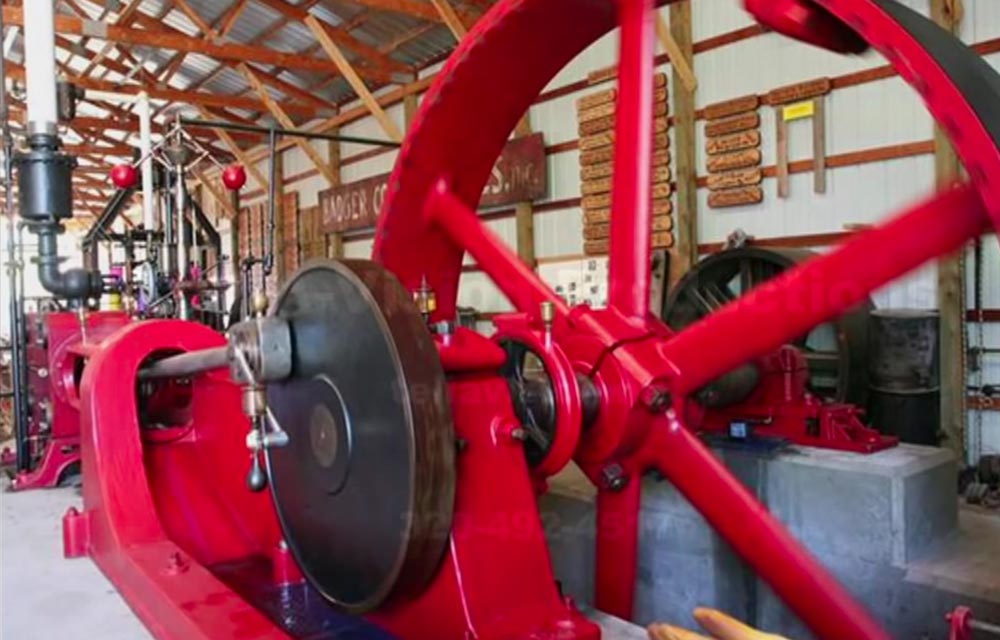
[{"xmin": 540, "ymin": 443, "xmax": 988, "ymax": 639}]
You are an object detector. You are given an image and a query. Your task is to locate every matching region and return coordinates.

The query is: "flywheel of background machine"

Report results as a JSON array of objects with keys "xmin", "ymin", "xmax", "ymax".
[
  {"xmin": 264, "ymin": 259, "xmax": 456, "ymax": 613},
  {"xmin": 662, "ymin": 246, "xmax": 872, "ymax": 405}
]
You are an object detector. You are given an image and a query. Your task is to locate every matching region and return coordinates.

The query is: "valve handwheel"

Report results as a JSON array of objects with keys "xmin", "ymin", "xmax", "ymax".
[{"xmin": 369, "ymin": 0, "xmax": 1000, "ymax": 638}]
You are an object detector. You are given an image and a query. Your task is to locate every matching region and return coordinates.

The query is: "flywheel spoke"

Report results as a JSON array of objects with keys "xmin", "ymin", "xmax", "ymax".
[
  {"xmin": 607, "ymin": 0, "xmax": 656, "ymax": 319},
  {"xmin": 648, "ymin": 411, "xmax": 889, "ymax": 640},
  {"xmin": 661, "ymin": 183, "xmax": 991, "ymax": 396},
  {"xmin": 423, "ymin": 178, "xmax": 569, "ymax": 321}
]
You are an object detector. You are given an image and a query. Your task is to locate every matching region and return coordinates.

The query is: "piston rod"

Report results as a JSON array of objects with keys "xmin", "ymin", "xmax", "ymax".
[{"xmin": 138, "ymin": 346, "xmax": 229, "ymax": 380}]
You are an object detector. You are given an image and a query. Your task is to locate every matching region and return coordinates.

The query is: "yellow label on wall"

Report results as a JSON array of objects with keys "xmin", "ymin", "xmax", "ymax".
[{"xmin": 782, "ymin": 100, "xmax": 815, "ymax": 121}]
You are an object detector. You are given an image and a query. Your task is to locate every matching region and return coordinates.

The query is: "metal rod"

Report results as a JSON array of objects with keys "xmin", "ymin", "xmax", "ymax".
[
  {"xmin": 175, "ymin": 163, "xmax": 189, "ymax": 320},
  {"xmin": 178, "ymin": 117, "xmax": 400, "ymax": 148},
  {"xmin": 1, "ymin": 4, "xmax": 30, "ymax": 473},
  {"xmin": 137, "ymin": 346, "xmax": 230, "ymax": 380},
  {"xmin": 970, "ymin": 618, "xmax": 1000, "ymax": 635},
  {"xmin": 264, "ymin": 129, "xmax": 277, "ymax": 278}
]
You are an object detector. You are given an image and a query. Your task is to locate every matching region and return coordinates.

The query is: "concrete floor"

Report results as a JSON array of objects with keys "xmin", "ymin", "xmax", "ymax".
[
  {"xmin": 0, "ymin": 476, "xmax": 647, "ymax": 640},
  {"xmin": 1, "ymin": 478, "xmax": 152, "ymax": 640}
]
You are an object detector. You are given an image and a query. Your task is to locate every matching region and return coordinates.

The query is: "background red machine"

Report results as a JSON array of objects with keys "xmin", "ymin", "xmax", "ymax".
[
  {"xmin": 59, "ymin": 0, "xmax": 1000, "ymax": 639},
  {"xmin": 4, "ymin": 310, "xmax": 128, "ymax": 490}
]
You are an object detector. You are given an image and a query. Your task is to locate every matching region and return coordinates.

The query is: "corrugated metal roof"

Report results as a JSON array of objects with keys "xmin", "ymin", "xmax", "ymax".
[{"xmin": 29, "ymin": 0, "xmax": 496, "ymax": 147}]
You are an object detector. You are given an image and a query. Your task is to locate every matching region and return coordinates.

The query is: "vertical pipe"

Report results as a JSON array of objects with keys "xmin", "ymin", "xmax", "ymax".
[
  {"xmin": 264, "ymin": 129, "xmax": 277, "ymax": 278},
  {"xmin": 137, "ymin": 92, "xmax": 155, "ymax": 231},
  {"xmin": 175, "ymin": 165, "xmax": 189, "ymax": 320},
  {"xmin": 608, "ymin": 0, "xmax": 655, "ymax": 320},
  {"xmin": 23, "ymin": 0, "xmax": 58, "ymax": 135}
]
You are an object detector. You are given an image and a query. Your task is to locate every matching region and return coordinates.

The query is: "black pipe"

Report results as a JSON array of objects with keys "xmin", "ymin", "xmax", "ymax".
[
  {"xmin": 178, "ymin": 117, "xmax": 400, "ymax": 148},
  {"xmin": 81, "ymin": 186, "xmax": 137, "ymax": 271},
  {"xmin": 15, "ymin": 133, "xmax": 103, "ymax": 302},
  {"xmin": 34, "ymin": 228, "xmax": 103, "ymax": 301}
]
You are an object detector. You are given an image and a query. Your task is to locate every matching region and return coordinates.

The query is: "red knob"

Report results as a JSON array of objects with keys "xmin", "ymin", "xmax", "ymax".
[
  {"xmin": 222, "ymin": 164, "xmax": 247, "ymax": 191},
  {"xmin": 110, "ymin": 163, "xmax": 138, "ymax": 189}
]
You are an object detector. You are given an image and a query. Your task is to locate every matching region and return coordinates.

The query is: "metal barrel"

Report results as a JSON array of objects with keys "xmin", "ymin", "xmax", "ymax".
[
  {"xmin": 867, "ymin": 309, "xmax": 941, "ymax": 445},
  {"xmin": 138, "ymin": 346, "xmax": 230, "ymax": 380}
]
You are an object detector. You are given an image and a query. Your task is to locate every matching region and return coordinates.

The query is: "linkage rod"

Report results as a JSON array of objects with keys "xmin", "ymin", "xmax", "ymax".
[
  {"xmin": 178, "ymin": 117, "xmax": 401, "ymax": 148},
  {"xmin": 138, "ymin": 346, "xmax": 230, "ymax": 380}
]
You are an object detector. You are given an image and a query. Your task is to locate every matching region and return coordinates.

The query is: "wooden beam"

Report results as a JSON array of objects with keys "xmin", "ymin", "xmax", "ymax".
[
  {"xmin": 5, "ymin": 62, "xmax": 319, "ymax": 117},
  {"xmin": 239, "ymin": 64, "xmax": 341, "ymax": 185},
  {"xmin": 514, "ymin": 115, "xmax": 536, "ymax": 269},
  {"xmin": 304, "ymin": 14, "xmax": 404, "ymax": 143},
  {"xmin": 326, "ymin": 131, "xmax": 344, "ymax": 258},
  {"xmin": 654, "ymin": 12, "xmax": 697, "ymax": 93},
  {"xmin": 253, "ymin": 0, "xmax": 414, "ymax": 82},
  {"xmin": 166, "ymin": 2, "xmax": 334, "ymax": 113},
  {"xmin": 430, "ymin": 0, "xmax": 468, "ymax": 40},
  {"xmin": 403, "ymin": 94, "xmax": 419, "ymax": 130},
  {"xmin": 669, "ymin": 1, "xmax": 697, "ymax": 289},
  {"xmin": 220, "ymin": 0, "xmax": 251, "ymax": 37},
  {"xmin": 344, "ymin": 0, "xmax": 476, "ymax": 25},
  {"xmin": 932, "ymin": 0, "xmax": 967, "ymax": 462},
  {"xmin": 2, "ymin": 6, "xmax": 380, "ymax": 82}
]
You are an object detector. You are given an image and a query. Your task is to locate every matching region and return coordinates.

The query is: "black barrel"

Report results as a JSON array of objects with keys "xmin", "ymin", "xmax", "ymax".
[{"xmin": 867, "ymin": 309, "xmax": 941, "ymax": 445}]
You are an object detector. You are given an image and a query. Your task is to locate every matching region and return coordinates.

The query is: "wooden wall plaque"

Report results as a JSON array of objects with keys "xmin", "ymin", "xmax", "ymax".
[
  {"xmin": 577, "ymin": 73, "xmax": 674, "ymax": 255},
  {"xmin": 765, "ymin": 77, "xmax": 831, "ymax": 106},
  {"xmin": 707, "ymin": 149, "xmax": 762, "ymax": 173},
  {"xmin": 708, "ymin": 186, "xmax": 763, "ymax": 208},
  {"xmin": 706, "ymin": 130, "xmax": 761, "ymax": 155},
  {"xmin": 705, "ymin": 112, "xmax": 760, "ymax": 137},
  {"xmin": 706, "ymin": 167, "xmax": 763, "ymax": 191},
  {"xmin": 703, "ymin": 94, "xmax": 760, "ymax": 121}
]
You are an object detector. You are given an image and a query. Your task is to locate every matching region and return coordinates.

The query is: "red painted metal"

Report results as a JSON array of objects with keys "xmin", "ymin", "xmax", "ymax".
[
  {"xmin": 71, "ymin": 319, "xmax": 598, "ymax": 639},
  {"xmin": 492, "ymin": 312, "xmax": 583, "ymax": 477},
  {"xmin": 947, "ymin": 606, "xmax": 973, "ymax": 640},
  {"xmin": 608, "ymin": 0, "xmax": 655, "ymax": 321},
  {"xmin": 66, "ymin": 0, "xmax": 1000, "ymax": 639},
  {"xmin": 691, "ymin": 347, "xmax": 898, "ymax": 453},
  {"xmin": 374, "ymin": 0, "xmax": 1000, "ymax": 637},
  {"xmin": 11, "ymin": 310, "xmax": 129, "ymax": 490}
]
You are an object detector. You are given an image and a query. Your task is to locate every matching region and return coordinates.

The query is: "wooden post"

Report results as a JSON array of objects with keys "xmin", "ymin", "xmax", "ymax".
[
  {"xmin": 404, "ymin": 94, "xmax": 419, "ymax": 131},
  {"xmin": 669, "ymin": 1, "xmax": 697, "ymax": 289},
  {"xmin": 326, "ymin": 130, "xmax": 344, "ymax": 259},
  {"xmin": 932, "ymin": 0, "xmax": 966, "ymax": 462},
  {"xmin": 514, "ymin": 115, "xmax": 536, "ymax": 269}
]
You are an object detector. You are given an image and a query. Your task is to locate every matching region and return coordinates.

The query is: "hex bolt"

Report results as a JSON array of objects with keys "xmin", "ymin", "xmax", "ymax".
[
  {"xmin": 600, "ymin": 463, "xmax": 628, "ymax": 492},
  {"xmin": 640, "ymin": 383, "xmax": 672, "ymax": 412}
]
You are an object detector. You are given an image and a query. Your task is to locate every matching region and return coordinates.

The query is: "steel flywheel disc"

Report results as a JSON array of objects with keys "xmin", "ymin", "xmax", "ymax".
[{"xmin": 265, "ymin": 259, "xmax": 456, "ymax": 613}]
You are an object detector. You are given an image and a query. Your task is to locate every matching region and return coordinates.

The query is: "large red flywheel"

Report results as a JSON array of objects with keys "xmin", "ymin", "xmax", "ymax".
[{"xmin": 373, "ymin": 1, "xmax": 1000, "ymax": 639}]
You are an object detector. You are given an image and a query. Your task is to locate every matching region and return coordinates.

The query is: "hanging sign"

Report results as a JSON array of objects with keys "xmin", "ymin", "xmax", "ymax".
[{"xmin": 321, "ymin": 133, "xmax": 547, "ymax": 233}]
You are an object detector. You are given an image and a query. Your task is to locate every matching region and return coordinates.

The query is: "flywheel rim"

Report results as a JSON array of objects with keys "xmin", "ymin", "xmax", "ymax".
[{"xmin": 375, "ymin": 0, "xmax": 1000, "ymax": 316}]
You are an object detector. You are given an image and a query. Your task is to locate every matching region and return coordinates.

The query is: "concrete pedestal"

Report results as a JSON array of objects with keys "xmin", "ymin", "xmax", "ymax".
[{"xmin": 541, "ymin": 443, "xmax": 1000, "ymax": 639}]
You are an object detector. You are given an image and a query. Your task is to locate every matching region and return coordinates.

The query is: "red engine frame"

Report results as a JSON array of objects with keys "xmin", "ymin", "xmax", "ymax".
[
  {"xmin": 6, "ymin": 310, "xmax": 129, "ymax": 490},
  {"xmin": 689, "ymin": 347, "xmax": 898, "ymax": 453},
  {"xmin": 64, "ymin": 1, "xmax": 1000, "ymax": 639}
]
